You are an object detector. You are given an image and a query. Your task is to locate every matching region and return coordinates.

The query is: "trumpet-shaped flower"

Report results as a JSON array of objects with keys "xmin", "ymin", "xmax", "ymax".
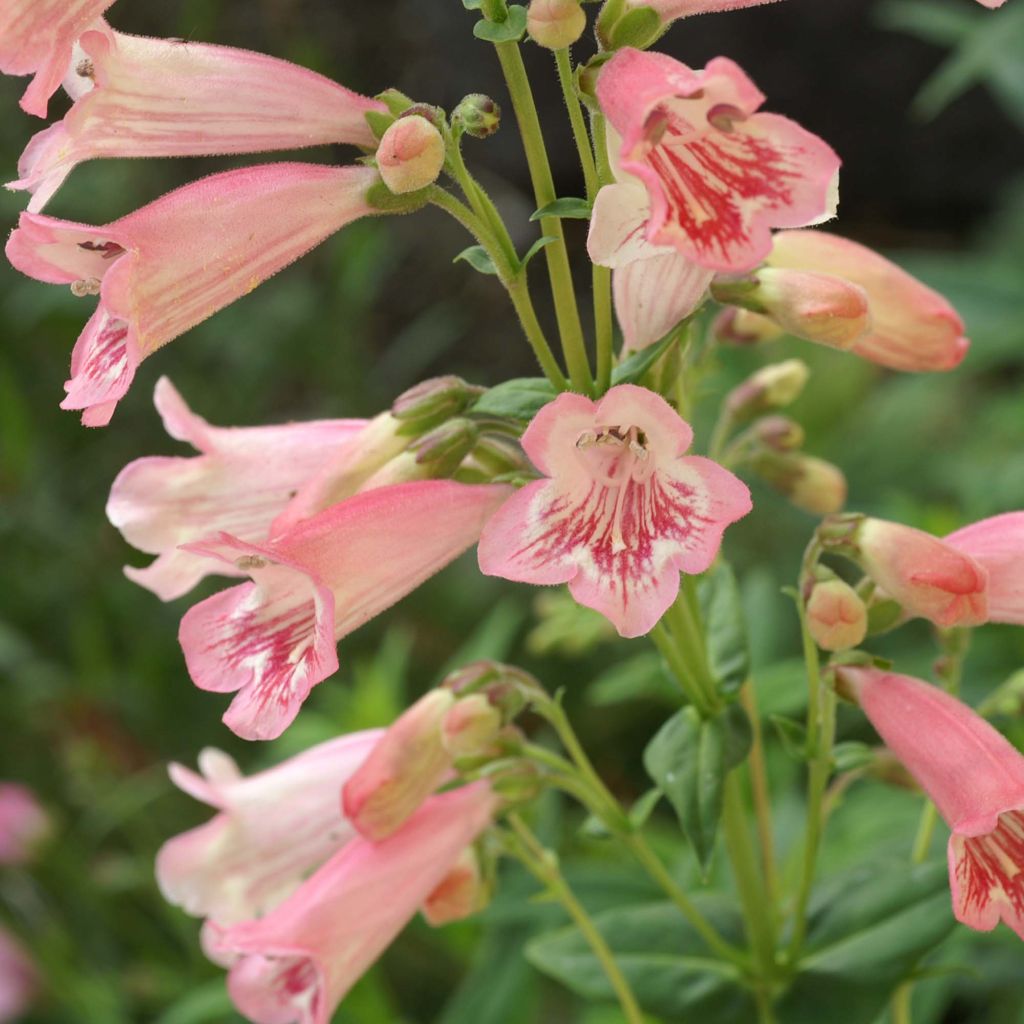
[
  {"xmin": 840, "ymin": 667, "xmax": 1024, "ymax": 939},
  {"xmin": 216, "ymin": 784, "xmax": 497, "ymax": 1024},
  {"xmin": 593, "ymin": 49, "xmax": 839, "ymax": 274},
  {"xmin": 6, "ymin": 162, "xmax": 379, "ymax": 426},
  {"xmin": 179, "ymin": 480, "xmax": 511, "ymax": 740},
  {"xmin": 0, "ymin": 0, "xmax": 114, "ymax": 117},
  {"xmin": 8, "ymin": 26, "xmax": 385, "ymax": 211},
  {"xmin": 946, "ymin": 512, "xmax": 1024, "ymax": 625},
  {"xmin": 477, "ymin": 385, "xmax": 751, "ymax": 638},
  {"xmin": 107, "ymin": 378, "xmax": 368, "ymax": 601},
  {"xmin": 0, "ymin": 783, "xmax": 49, "ymax": 866},
  {"xmin": 765, "ymin": 230, "xmax": 969, "ymax": 372},
  {"xmin": 157, "ymin": 734, "xmax": 382, "ymax": 926},
  {"xmin": 0, "ymin": 927, "xmax": 36, "ymax": 1024}
]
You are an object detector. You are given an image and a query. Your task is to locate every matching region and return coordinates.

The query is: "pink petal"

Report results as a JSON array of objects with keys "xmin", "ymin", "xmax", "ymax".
[
  {"xmin": 0, "ymin": 926, "xmax": 36, "ymax": 1022},
  {"xmin": 613, "ymin": 252, "xmax": 713, "ymax": 351},
  {"xmin": 587, "ymin": 179, "xmax": 659, "ymax": 269},
  {"xmin": 946, "ymin": 512, "xmax": 1024, "ymax": 625},
  {"xmin": 633, "ymin": 0, "xmax": 784, "ymax": 21},
  {"xmin": 8, "ymin": 27, "xmax": 385, "ymax": 210},
  {"xmin": 950, "ymin": 810, "xmax": 1024, "ymax": 938}
]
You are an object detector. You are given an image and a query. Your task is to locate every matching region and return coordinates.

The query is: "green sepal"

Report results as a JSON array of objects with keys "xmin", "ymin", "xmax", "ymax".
[
  {"xmin": 530, "ymin": 198, "xmax": 593, "ymax": 221},
  {"xmin": 365, "ymin": 181, "xmax": 432, "ymax": 214},
  {"xmin": 606, "ymin": 5, "xmax": 662, "ymax": 49},
  {"xmin": 474, "ymin": 5, "xmax": 528, "ymax": 41},
  {"xmin": 375, "ymin": 88, "xmax": 414, "ymax": 116},
  {"xmin": 453, "ymin": 245, "xmax": 499, "ymax": 275},
  {"xmin": 364, "ymin": 109, "xmax": 396, "ymax": 141}
]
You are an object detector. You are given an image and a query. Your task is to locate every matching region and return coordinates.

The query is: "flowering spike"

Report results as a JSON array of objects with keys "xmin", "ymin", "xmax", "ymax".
[{"xmin": 478, "ymin": 385, "xmax": 751, "ymax": 637}]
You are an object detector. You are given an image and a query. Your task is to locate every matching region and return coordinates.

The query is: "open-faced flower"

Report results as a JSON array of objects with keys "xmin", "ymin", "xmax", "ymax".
[
  {"xmin": 764, "ymin": 230, "xmax": 969, "ymax": 372},
  {"xmin": 8, "ymin": 25, "xmax": 386, "ymax": 212},
  {"xmin": 946, "ymin": 512, "xmax": 1024, "ymax": 625},
  {"xmin": 157, "ymin": 733, "xmax": 382, "ymax": 926},
  {"xmin": 0, "ymin": 0, "xmax": 114, "ymax": 117},
  {"xmin": 179, "ymin": 480, "xmax": 512, "ymax": 741},
  {"xmin": 477, "ymin": 384, "xmax": 752, "ymax": 638},
  {"xmin": 853, "ymin": 517, "xmax": 988, "ymax": 628},
  {"xmin": 0, "ymin": 783, "xmax": 50, "ymax": 866},
  {"xmin": 840, "ymin": 667, "xmax": 1024, "ymax": 940},
  {"xmin": 107, "ymin": 378, "xmax": 368, "ymax": 601},
  {"xmin": 593, "ymin": 49, "xmax": 839, "ymax": 275},
  {"xmin": 216, "ymin": 783, "xmax": 497, "ymax": 1024},
  {"xmin": 6, "ymin": 162, "xmax": 379, "ymax": 427},
  {"xmin": 0, "ymin": 926, "xmax": 36, "ymax": 1024}
]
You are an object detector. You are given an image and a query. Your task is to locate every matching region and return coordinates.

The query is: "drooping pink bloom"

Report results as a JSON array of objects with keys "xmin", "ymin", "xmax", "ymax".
[
  {"xmin": 593, "ymin": 49, "xmax": 839, "ymax": 274},
  {"xmin": 477, "ymin": 385, "xmax": 752, "ymax": 638},
  {"xmin": 628, "ymin": 0, "xmax": 783, "ymax": 23},
  {"xmin": 156, "ymin": 734, "xmax": 381, "ymax": 926},
  {"xmin": 0, "ymin": 0, "xmax": 114, "ymax": 117},
  {"xmin": 107, "ymin": 378, "xmax": 367, "ymax": 601},
  {"xmin": 840, "ymin": 667, "xmax": 1024, "ymax": 939},
  {"xmin": 179, "ymin": 480, "xmax": 512, "ymax": 741},
  {"xmin": 216, "ymin": 784, "xmax": 497, "ymax": 1024},
  {"xmin": 765, "ymin": 230, "xmax": 969, "ymax": 372},
  {"xmin": 946, "ymin": 512, "xmax": 1024, "ymax": 625},
  {"xmin": 0, "ymin": 927, "xmax": 36, "ymax": 1023},
  {"xmin": 6, "ymin": 162, "xmax": 379, "ymax": 426},
  {"xmin": 0, "ymin": 783, "xmax": 49, "ymax": 866},
  {"xmin": 855, "ymin": 518, "xmax": 988, "ymax": 628},
  {"xmin": 8, "ymin": 25, "xmax": 385, "ymax": 211}
]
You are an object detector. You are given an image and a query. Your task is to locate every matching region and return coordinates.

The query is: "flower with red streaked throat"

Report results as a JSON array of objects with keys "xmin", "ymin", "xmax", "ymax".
[
  {"xmin": 593, "ymin": 49, "xmax": 839, "ymax": 274},
  {"xmin": 478, "ymin": 385, "xmax": 751, "ymax": 638},
  {"xmin": 839, "ymin": 667, "xmax": 1024, "ymax": 940}
]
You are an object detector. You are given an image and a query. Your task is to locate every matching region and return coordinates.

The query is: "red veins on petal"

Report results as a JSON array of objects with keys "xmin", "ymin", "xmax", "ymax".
[{"xmin": 954, "ymin": 810, "xmax": 1024, "ymax": 938}]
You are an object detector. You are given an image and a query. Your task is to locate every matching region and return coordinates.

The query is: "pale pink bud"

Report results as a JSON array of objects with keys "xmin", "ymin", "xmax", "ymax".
[
  {"xmin": 753, "ymin": 415, "xmax": 804, "ymax": 452},
  {"xmin": 342, "ymin": 690, "xmax": 456, "ymax": 841},
  {"xmin": 855, "ymin": 518, "xmax": 988, "ymax": 628},
  {"xmin": 806, "ymin": 578, "xmax": 867, "ymax": 651},
  {"xmin": 527, "ymin": 0, "xmax": 587, "ymax": 48},
  {"xmin": 713, "ymin": 307, "xmax": 785, "ymax": 346},
  {"xmin": 442, "ymin": 695, "xmax": 503, "ymax": 759},
  {"xmin": 422, "ymin": 847, "xmax": 489, "ymax": 926},
  {"xmin": 0, "ymin": 783, "xmax": 50, "ymax": 866},
  {"xmin": 714, "ymin": 269, "xmax": 870, "ymax": 351},
  {"xmin": 377, "ymin": 114, "xmax": 445, "ymax": 195},
  {"xmin": 752, "ymin": 451, "xmax": 846, "ymax": 516},
  {"xmin": 725, "ymin": 359, "xmax": 810, "ymax": 420}
]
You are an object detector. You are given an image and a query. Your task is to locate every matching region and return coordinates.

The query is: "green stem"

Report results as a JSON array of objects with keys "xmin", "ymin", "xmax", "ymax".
[
  {"xmin": 891, "ymin": 983, "xmax": 913, "ymax": 1024},
  {"xmin": 593, "ymin": 264, "xmax": 614, "ymax": 393},
  {"xmin": 428, "ymin": 187, "xmax": 568, "ymax": 390},
  {"xmin": 591, "ymin": 112, "xmax": 614, "ymax": 186},
  {"xmin": 910, "ymin": 802, "xmax": 938, "ymax": 864},
  {"xmin": 667, "ymin": 577, "xmax": 721, "ymax": 713},
  {"xmin": 446, "ymin": 141, "xmax": 519, "ymax": 271},
  {"xmin": 507, "ymin": 814, "xmax": 646, "ymax": 1024},
  {"xmin": 650, "ymin": 621, "xmax": 708, "ymax": 710},
  {"xmin": 494, "ymin": 40, "xmax": 594, "ymax": 394},
  {"xmin": 553, "ymin": 48, "xmax": 599, "ymax": 201},
  {"xmin": 708, "ymin": 408, "xmax": 736, "ymax": 462},
  {"xmin": 742, "ymin": 682, "xmax": 779, "ymax": 913}
]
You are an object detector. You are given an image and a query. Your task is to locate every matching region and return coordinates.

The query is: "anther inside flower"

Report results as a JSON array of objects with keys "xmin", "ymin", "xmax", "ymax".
[{"xmin": 478, "ymin": 384, "xmax": 752, "ymax": 638}]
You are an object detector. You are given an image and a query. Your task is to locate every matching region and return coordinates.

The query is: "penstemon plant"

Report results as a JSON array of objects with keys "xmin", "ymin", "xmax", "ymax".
[{"xmin": 1, "ymin": 0, "xmax": 1021, "ymax": 1022}]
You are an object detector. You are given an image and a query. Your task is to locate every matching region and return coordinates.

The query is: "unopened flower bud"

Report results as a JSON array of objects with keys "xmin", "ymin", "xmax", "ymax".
[
  {"xmin": 490, "ymin": 760, "xmax": 544, "ymax": 804},
  {"xmin": 754, "ymin": 415, "xmax": 804, "ymax": 452},
  {"xmin": 713, "ymin": 269, "xmax": 870, "ymax": 351},
  {"xmin": 442, "ymin": 694, "xmax": 503, "ymax": 759},
  {"xmin": 392, "ymin": 375, "xmax": 483, "ymax": 434},
  {"xmin": 750, "ymin": 451, "xmax": 847, "ymax": 516},
  {"xmin": 725, "ymin": 358, "xmax": 810, "ymax": 421},
  {"xmin": 466, "ymin": 436, "xmax": 529, "ymax": 477},
  {"xmin": 422, "ymin": 847, "xmax": 490, "ymax": 926},
  {"xmin": 713, "ymin": 307, "xmax": 785, "ymax": 346},
  {"xmin": 806, "ymin": 578, "xmax": 868, "ymax": 651},
  {"xmin": 410, "ymin": 417, "xmax": 479, "ymax": 475},
  {"xmin": 342, "ymin": 690, "xmax": 455, "ymax": 842},
  {"xmin": 527, "ymin": 0, "xmax": 587, "ymax": 48},
  {"xmin": 452, "ymin": 94, "xmax": 501, "ymax": 139},
  {"xmin": 854, "ymin": 518, "xmax": 989, "ymax": 629},
  {"xmin": 377, "ymin": 114, "xmax": 445, "ymax": 195},
  {"xmin": 442, "ymin": 660, "xmax": 536, "ymax": 720}
]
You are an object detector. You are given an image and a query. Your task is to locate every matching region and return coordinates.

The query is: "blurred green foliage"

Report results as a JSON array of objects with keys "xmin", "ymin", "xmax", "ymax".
[{"xmin": 1, "ymin": 1, "xmax": 1023, "ymax": 1022}]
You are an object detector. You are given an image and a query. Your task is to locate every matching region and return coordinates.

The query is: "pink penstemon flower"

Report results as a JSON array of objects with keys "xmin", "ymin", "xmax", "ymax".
[
  {"xmin": 8, "ymin": 24, "xmax": 386, "ymax": 212},
  {"xmin": 179, "ymin": 479, "xmax": 512, "ymax": 740},
  {"xmin": 6, "ymin": 162, "xmax": 379, "ymax": 426},
  {"xmin": 0, "ymin": 782, "xmax": 49, "ymax": 866},
  {"xmin": 839, "ymin": 667, "xmax": 1024, "ymax": 939},
  {"xmin": 946, "ymin": 512, "xmax": 1024, "ymax": 625},
  {"xmin": 0, "ymin": 0, "xmax": 115, "ymax": 117},
  {"xmin": 764, "ymin": 230, "xmax": 970, "ymax": 372},
  {"xmin": 156, "ymin": 733, "xmax": 382, "ymax": 926},
  {"xmin": 215, "ymin": 783, "xmax": 497, "ymax": 1024},
  {"xmin": 107, "ymin": 378, "xmax": 369, "ymax": 601},
  {"xmin": 477, "ymin": 384, "xmax": 752, "ymax": 638}
]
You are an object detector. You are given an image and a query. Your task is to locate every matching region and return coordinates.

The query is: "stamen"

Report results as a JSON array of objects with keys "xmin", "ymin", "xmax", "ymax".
[
  {"xmin": 70, "ymin": 277, "xmax": 101, "ymax": 297},
  {"xmin": 75, "ymin": 58, "xmax": 95, "ymax": 79},
  {"xmin": 235, "ymin": 554, "xmax": 269, "ymax": 570},
  {"xmin": 78, "ymin": 240, "xmax": 125, "ymax": 261},
  {"xmin": 707, "ymin": 103, "xmax": 747, "ymax": 133}
]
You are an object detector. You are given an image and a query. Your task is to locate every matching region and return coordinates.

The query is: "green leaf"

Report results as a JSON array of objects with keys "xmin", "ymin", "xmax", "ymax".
[
  {"xmin": 831, "ymin": 741, "xmax": 875, "ymax": 772},
  {"xmin": 462, "ymin": 0, "xmax": 483, "ymax": 8},
  {"xmin": 643, "ymin": 705, "xmax": 749, "ymax": 868},
  {"xmin": 473, "ymin": 5, "xmax": 528, "ymax": 42},
  {"xmin": 526, "ymin": 899, "xmax": 753, "ymax": 1021},
  {"xmin": 611, "ymin": 331, "xmax": 677, "ymax": 386},
  {"xmin": 520, "ymin": 235, "xmax": 558, "ymax": 269},
  {"xmin": 586, "ymin": 651, "xmax": 677, "ymax": 707},
  {"xmin": 776, "ymin": 860, "xmax": 956, "ymax": 1024},
  {"xmin": 153, "ymin": 981, "xmax": 236, "ymax": 1024},
  {"xmin": 628, "ymin": 787, "xmax": 662, "ymax": 828},
  {"xmin": 699, "ymin": 562, "xmax": 750, "ymax": 700},
  {"xmin": 530, "ymin": 198, "xmax": 593, "ymax": 221},
  {"xmin": 769, "ymin": 714, "xmax": 808, "ymax": 761},
  {"xmin": 470, "ymin": 377, "xmax": 557, "ymax": 420},
  {"xmin": 454, "ymin": 245, "xmax": 499, "ymax": 275},
  {"xmin": 606, "ymin": 5, "xmax": 662, "ymax": 49}
]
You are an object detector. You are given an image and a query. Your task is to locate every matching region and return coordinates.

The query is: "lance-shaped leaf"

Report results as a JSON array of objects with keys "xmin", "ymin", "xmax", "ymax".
[{"xmin": 698, "ymin": 562, "xmax": 750, "ymax": 700}]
